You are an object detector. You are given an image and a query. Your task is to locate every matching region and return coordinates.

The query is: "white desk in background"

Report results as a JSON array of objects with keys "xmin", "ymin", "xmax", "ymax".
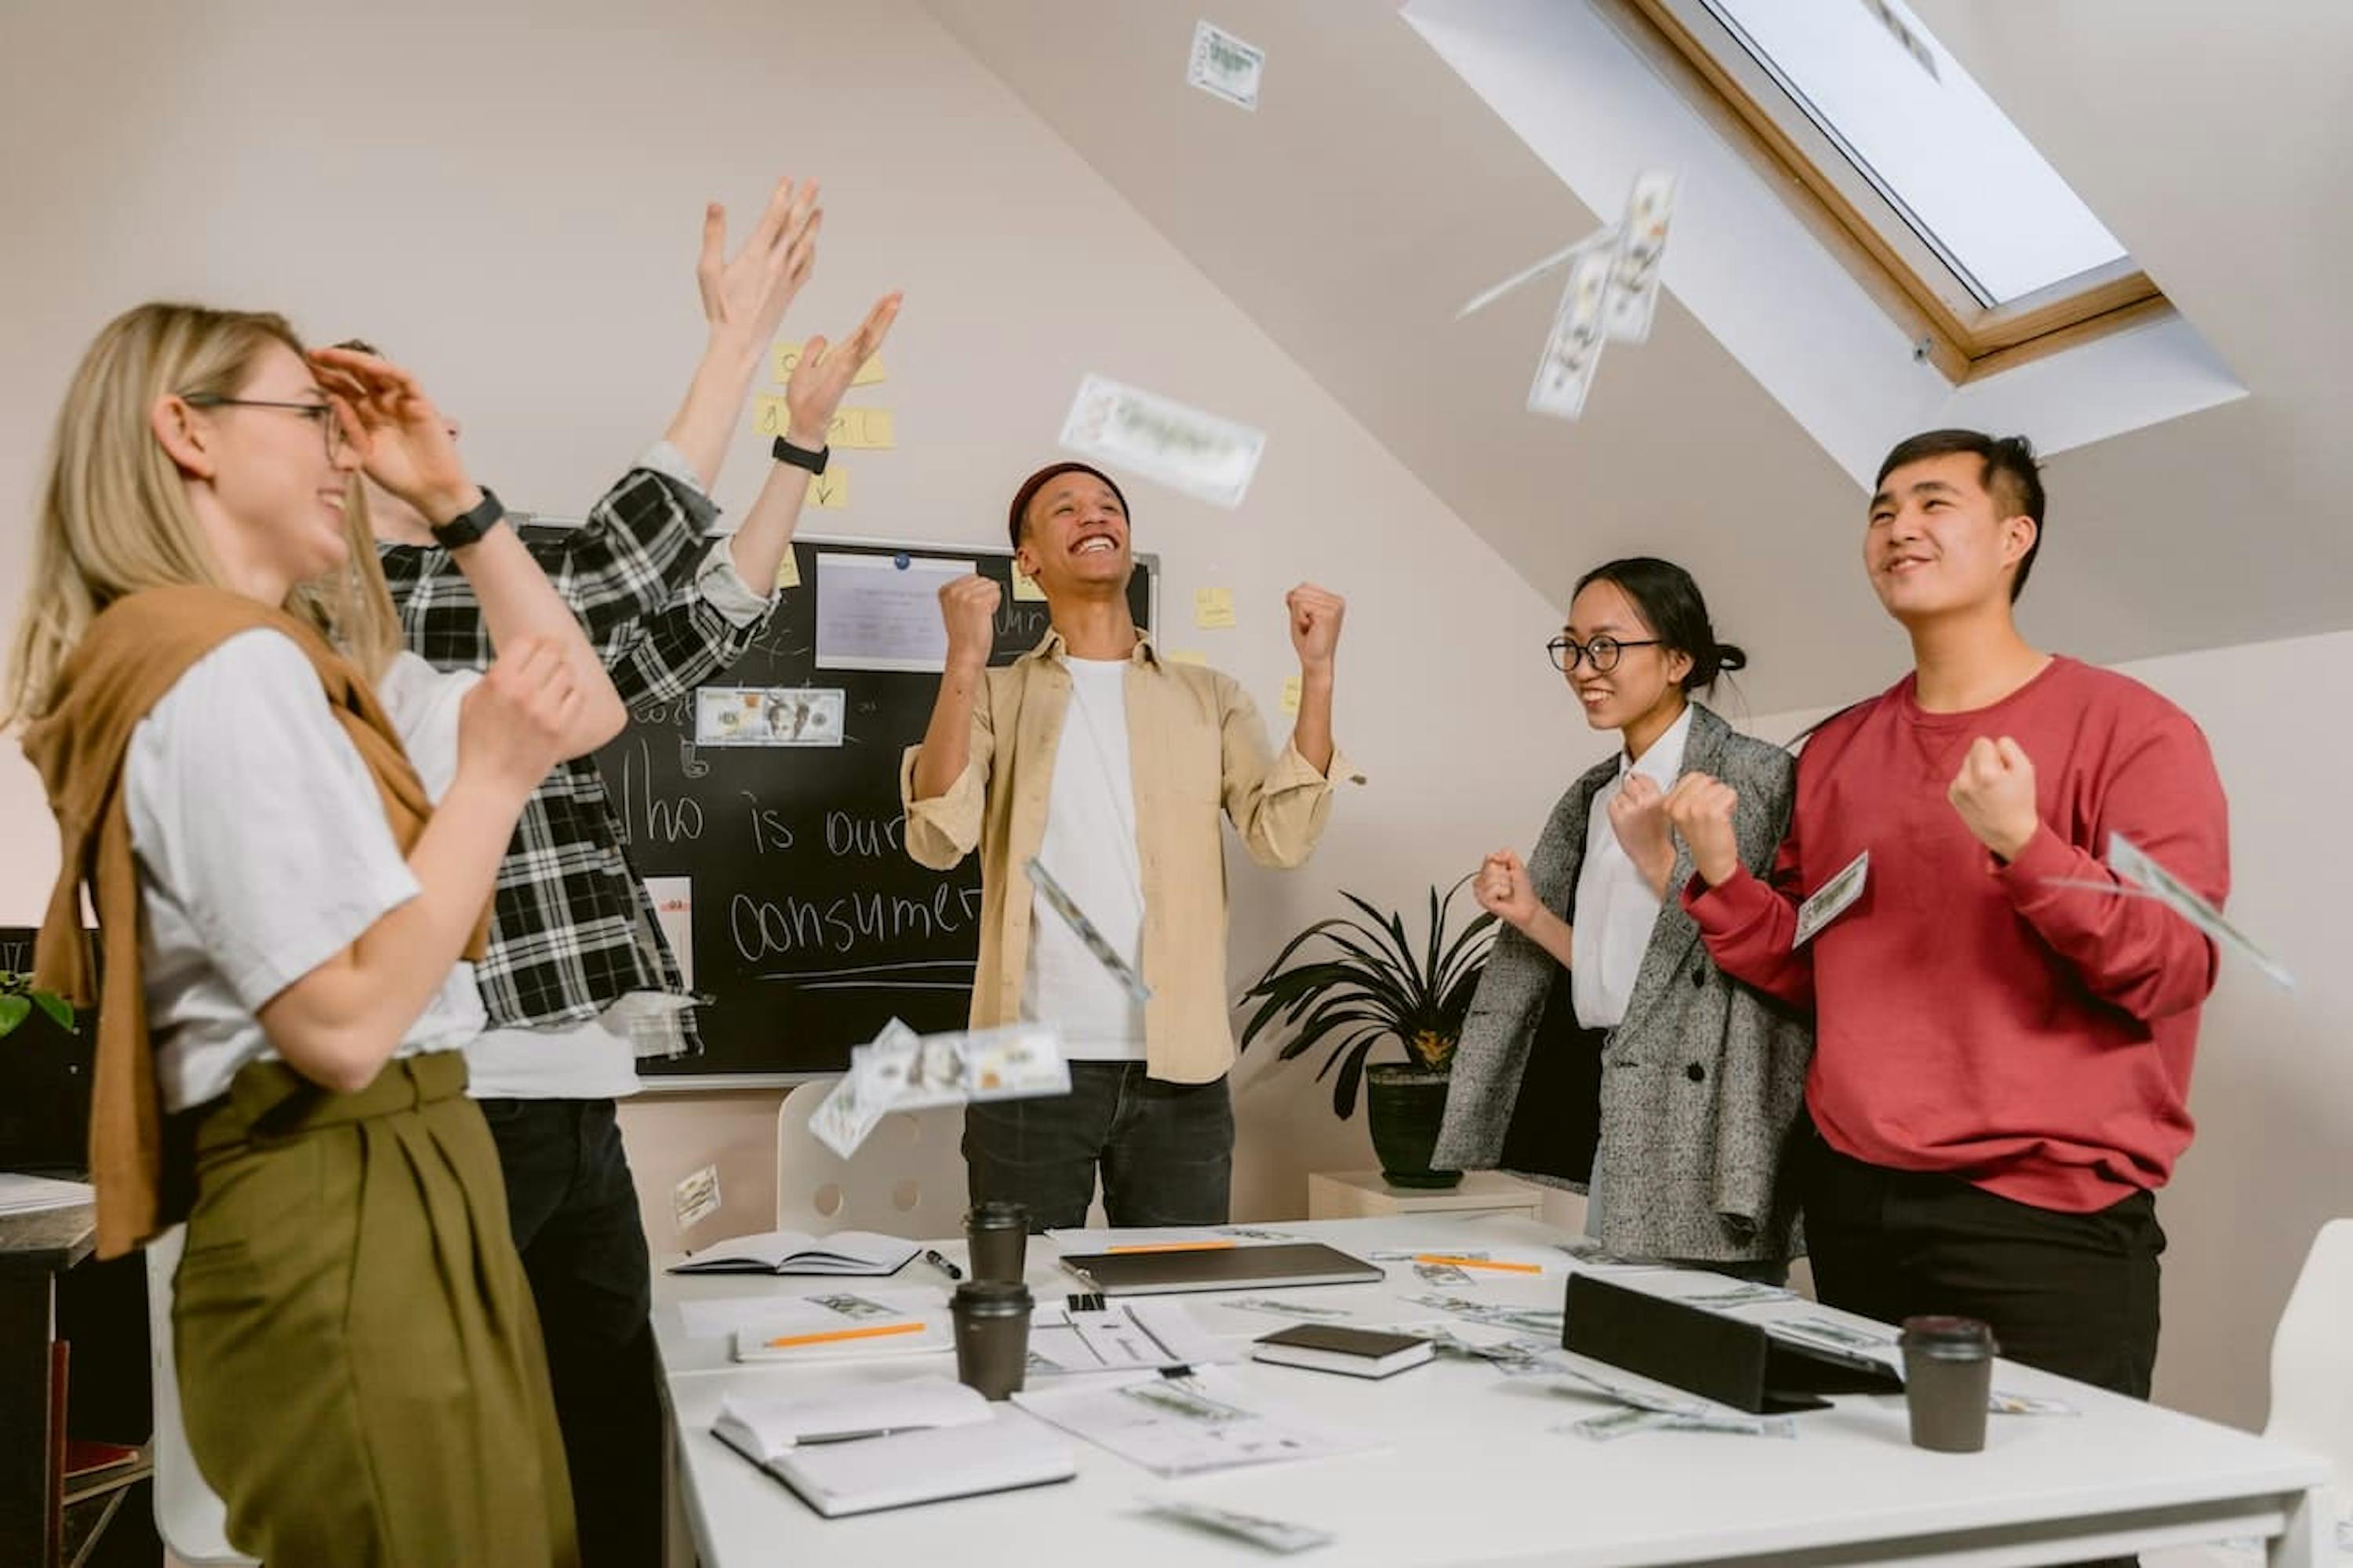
[{"xmin": 654, "ymin": 1215, "xmax": 2334, "ymax": 1567}]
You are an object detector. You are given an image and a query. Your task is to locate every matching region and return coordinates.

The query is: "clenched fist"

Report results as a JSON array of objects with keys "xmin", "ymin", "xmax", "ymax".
[
  {"xmin": 1947, "ymin": 736, "xmax": 2039, "ymax": 860},
  {"xmin": 939, "ymin": 574, "xmax": 1001, "ymax": 673},
  {"xmin": 1608, "ymin": 772, "xmax": 1675, "ymax": 895},
  {"xmin": 1471, "ymin": 847, "xmax": 1540, "ymax": 930},
  {"xmin": 1286, "ymin": 583, "xmax": 1345, "ymax": 671},
  {"xmin": 1663, "ymin": 772, "xmax": 1741, "ymax": 888}
]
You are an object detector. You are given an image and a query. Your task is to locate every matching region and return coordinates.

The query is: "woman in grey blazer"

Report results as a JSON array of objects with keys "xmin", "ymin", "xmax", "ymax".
[{"xmin": 1434, "ymin": 559, "xmax": 1810, "ymax": 1275}]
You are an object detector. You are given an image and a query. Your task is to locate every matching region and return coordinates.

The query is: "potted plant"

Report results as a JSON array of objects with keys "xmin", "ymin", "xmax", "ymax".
[{"xmin": 1238, "ymin": 880, "xmax": 1497, "ymax": 1188}]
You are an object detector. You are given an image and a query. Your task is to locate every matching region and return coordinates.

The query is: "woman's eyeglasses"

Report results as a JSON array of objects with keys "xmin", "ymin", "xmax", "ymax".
[
  {"xmin": 180, "ymin": 394, "xmax": 348, "ymax": 461},
  {"xmin": 1547, "ymin": 635, "xmax": 1661, "ymax": 674}
]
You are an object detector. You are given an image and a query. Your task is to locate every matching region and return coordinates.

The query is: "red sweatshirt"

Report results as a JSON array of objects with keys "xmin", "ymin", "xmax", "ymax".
[{"xmin": 1684, "ymin": 657, "xmax": 2230, "ymax": 1213}]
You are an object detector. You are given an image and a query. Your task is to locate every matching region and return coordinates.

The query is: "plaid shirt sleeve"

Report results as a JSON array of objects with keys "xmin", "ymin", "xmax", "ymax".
[
  {"xmin": 377, "ymin": 463, "xmax": 718, "ymax": 667},
  {"xmin": 606, "ymin": 540, "xmax": 778, "ymax": 705}
]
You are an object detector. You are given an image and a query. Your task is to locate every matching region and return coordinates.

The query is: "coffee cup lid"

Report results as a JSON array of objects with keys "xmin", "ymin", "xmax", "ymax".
[
  {"xmin": 966, "ymin": 1200, "xmax": 1027, "ymax": 1228},
  {"xmin": 1900, "ymin": 1315, "xmax": 1997, "ymax": 1353},
  {"xmin": 952, "ymin": 1279, "xmax": 1033, "ymax": 1315}
]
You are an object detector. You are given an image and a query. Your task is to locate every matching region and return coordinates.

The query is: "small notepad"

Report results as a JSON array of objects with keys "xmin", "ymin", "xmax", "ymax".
[{"xmin": 669, "ymin": 1229, "xmax": 919, "ymax": 1277}]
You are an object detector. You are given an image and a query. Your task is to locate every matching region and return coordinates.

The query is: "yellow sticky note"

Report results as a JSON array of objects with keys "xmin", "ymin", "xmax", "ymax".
[
  {"xmin": 772, "ymin": 341, "xmax": 887, "ymax": 387},
  {"xmin": 1282, "ymin": 675, "xmax": 1301, "ymax": 715},
  {"xmin": 753, "ymin": 393, "xmax": 791, "ymax": 438},
  {"xmin": 1193, "ymin": 588, "xmax": 1235, "ymax": 630},
  {"xmin": 805, "ymin": 468, "xmax": 849, "ymax": 510},
  {"xmin": 827, "ymin": 407, "xmax": 895, "ymax": 450},
  {"xmin": 1166, "ymin": 649, "xmax": 1208, "ymax": 666},
  {"xmin": 775, "ymin": 550, "xmax": 802, "ymax": 591},
  {"xmin": 1011, "ymin": 563, "xmax": 1046, "ymax": 602}
]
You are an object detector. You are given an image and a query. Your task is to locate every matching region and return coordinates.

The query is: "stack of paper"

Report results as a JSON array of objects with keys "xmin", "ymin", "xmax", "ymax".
[
  {"xmin": 1014, "ymin": 1366, "xmax": 1379, "ymax": 1478},
  {"xmin": 0, "ymin": 1173, "xmax": 93, "ymax": 1217},
  {"xmin": 727, "ymin": 1289, "xmax": 953, "ymax": 1364},
  {"xmin": 715, "ymin": 1382, "xmax": 1076, "ymax": 1519}
]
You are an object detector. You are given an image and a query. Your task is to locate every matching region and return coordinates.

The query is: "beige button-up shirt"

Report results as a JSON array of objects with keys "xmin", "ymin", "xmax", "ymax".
[{"xmin": 900, "ymin": 629, "xmax": 1358, "ymax": 1083}]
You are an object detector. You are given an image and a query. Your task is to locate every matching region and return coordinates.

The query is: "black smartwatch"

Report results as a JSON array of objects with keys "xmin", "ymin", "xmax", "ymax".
[
  {"xmin": 772, "ymin": 435, "xmax": 830, "ymax": 475},
  {"xmin": 431, "ymin": 486, "xmax": 506, "ymax": 550}
]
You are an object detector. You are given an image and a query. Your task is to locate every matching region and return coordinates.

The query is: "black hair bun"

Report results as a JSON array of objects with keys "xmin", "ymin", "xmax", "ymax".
[{"xmin": 1712, "ymin": 642, "xmax": 1748, "ymax": 675}]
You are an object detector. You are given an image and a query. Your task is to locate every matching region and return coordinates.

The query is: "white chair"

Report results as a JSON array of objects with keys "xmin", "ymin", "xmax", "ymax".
[
  {"xmin": 2150, "ymin": 1217, "xmax": 2353, "ymax": 1566},
  {"xmin": 774, "ymin": 1077, "xmax": 970, "ymax": 1239},
  {"xmin": 144, "ymin": 1226, "xmax": 260, "ymax": 1566}
]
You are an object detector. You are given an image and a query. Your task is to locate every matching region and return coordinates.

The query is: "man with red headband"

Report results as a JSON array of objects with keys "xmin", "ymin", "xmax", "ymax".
[{"xmin": 903, "ymin": 461, "xmax": 1355, "ymax": 1225}]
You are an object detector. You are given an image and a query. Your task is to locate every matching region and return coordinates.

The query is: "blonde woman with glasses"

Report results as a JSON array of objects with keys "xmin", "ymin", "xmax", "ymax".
[{"xmin": 8, "ymin": 302, "xmax": 627, "ymax": 1565}]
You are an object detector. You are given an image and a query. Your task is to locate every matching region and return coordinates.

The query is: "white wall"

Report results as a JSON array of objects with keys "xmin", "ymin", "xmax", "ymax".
[{"xmin": 2, "ymin": 0, "xmax": 2341, "ymax": 1438}]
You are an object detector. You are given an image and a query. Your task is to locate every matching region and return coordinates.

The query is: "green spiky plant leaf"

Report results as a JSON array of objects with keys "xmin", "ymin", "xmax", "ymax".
[{"xmin": 1237, "ymin": 879, "xmax": 1497, "ymax": 1119}]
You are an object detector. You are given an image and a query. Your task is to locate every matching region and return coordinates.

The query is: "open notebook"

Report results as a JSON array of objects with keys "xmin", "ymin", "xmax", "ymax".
[
  {"xmin": 714, "ymin": 1378, "xmax": 1076, "ymax": 1518},
  {"xmin": 669, "ymin": 1229, "xmax": 919, "ymax": 1276}
]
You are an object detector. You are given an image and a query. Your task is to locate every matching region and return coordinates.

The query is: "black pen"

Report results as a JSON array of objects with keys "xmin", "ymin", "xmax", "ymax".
[{"xmin": 923, "ymin": 1248, "xmax": 965, "ymax": 1280}]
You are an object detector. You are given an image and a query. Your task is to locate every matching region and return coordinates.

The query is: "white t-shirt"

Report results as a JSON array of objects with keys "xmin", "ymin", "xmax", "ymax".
[
  {"xmin": 1021, "ymin": 657, "xmax": 1148, "ymax": 1060},
  {"xmin": 126, "ymin": 630, "xmax": 487, "ymax": 1113}
]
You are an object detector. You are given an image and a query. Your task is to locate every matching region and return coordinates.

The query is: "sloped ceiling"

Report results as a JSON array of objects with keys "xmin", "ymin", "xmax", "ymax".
[{"xmin": 924, "ymin": 0, "xmax": 2353, "ymax": 712}]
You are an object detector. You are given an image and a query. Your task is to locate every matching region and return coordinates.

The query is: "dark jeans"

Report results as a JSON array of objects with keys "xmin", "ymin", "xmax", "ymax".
[
  {"xmin": 480, "ymin": 1097, "xmax": 661, "ymax": 1568},
  {"xmin": 1798, "ymin": 1128, "xmax": 2166, "ymax": 1399},
  {"xmin": 962, "ymin": 1062, "xmax": 1235, "ymax": 1229}
]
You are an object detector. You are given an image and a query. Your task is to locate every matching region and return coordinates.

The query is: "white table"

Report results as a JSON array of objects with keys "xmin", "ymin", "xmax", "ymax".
[
  {"xmin": 1307, "ymin": 1169, "xmax": 1545, "ymax": 1221},
  {"xmin": 654, "ymin": 1216, "xmax": 2334, "ymax": 1567}
]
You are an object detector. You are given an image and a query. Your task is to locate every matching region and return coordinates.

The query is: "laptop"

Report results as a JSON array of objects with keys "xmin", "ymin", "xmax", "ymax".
[{"xmin": 1057, "ymin": 1241, "xmax": 1384, "ymax": 1296}]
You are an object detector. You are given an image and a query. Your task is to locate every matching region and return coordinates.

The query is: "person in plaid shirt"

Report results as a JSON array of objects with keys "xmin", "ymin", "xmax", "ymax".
[{"xmin": 362, "ymin": 174, "xmax": 901, "ymax": 1566}]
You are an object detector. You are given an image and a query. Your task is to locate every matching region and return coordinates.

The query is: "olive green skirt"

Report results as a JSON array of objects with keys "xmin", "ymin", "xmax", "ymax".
[{"xmin": 173, "ymin": 1053, "xmax": 579, "ymax": 1567}]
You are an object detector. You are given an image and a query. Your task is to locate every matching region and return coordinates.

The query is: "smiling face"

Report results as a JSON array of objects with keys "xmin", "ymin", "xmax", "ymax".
[
  {"xmin": 1015, "ymin": 469, "xmax": 1131, "ymax": 597},
  {"xmin": 1562, "ymin": 576, "xmax": 1691, "ymax": 735},
  {"xmin": 1865, "ymin": 451, "xmax": 2038, "ymax": 625},
  {"xmin": 182, "ymin": 339, "xmax": 362, "ymax": 591}
]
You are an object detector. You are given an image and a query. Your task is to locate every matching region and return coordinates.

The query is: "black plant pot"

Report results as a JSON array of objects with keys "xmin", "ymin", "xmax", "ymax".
[{"xmin": 1365, "ymin": 1063, "xmax": 1462, "ymax": 1190}]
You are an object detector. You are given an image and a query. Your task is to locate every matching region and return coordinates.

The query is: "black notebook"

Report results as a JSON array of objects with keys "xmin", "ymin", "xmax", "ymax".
[
  {"xmin": 1562, "ymin": 1273, "xmax": 1904, "ymax": 1413},
  {"xmin": 1253, "ymin": 1324, "xmax": 1433, "ymax": 1379},
  {"xmin": 1057, "ymin": 1242, "xmax": 1383, "ymax": 1296}
]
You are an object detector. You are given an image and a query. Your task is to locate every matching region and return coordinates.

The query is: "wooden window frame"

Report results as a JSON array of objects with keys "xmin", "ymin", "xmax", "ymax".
[{"xmin": 1604, "ymin": 0, "xmax": 2169, "ymax": 383}]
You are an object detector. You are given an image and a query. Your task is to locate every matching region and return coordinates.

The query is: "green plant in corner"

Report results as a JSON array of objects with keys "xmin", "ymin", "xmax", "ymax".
[
  {"xmin": 0, "ymin": 970, "xmax": 76, "ymax": 1039},
  {"xmin": 1237, "ymin": 878, "xmax": 1497, "ymax": 1118}
]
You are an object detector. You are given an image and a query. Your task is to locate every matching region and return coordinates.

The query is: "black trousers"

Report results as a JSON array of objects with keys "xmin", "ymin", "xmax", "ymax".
[
  {"xmin": 1798, "ymin": 1127, "xmax": 2166, "ymax": 1399},
  {"xmin": 481, "ymin": 1097, "xmax": 662, "ymax": 1568},
  {"xmin": 963, "ymin": 1062, "xmax": 1235, "ymax": 1230}
]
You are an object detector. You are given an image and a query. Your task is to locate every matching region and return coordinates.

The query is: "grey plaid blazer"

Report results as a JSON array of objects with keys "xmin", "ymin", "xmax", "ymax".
[{"xmin": 1432, "ymin": 703, "xmax": 1812, "ymax": 1263}]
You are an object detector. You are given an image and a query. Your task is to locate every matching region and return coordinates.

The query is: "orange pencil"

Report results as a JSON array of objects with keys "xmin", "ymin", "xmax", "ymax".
[
  {"xmin": 762, "ymin": 1321, "xmax": 927, "ymax": 1350},
  {"xmin": 1413, "ymin": 1253, "xmax": 1542, "ymax": 1275}
]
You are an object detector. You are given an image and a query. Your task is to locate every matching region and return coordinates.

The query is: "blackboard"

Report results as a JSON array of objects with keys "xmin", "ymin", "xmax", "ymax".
[{"xmin": 596, "ymin": 536, "xmax": 1156, "ymax": 1086}]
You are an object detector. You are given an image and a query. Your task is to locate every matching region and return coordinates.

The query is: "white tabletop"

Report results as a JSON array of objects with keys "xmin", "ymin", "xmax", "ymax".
[{"xmin": 656, "ymin": 1215, "xmax": 2333, "ymax": 1567}]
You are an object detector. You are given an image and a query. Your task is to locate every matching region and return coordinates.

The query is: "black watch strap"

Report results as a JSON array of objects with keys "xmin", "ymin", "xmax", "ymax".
[
  {"xmin": 430, "ymin": 486, "xmax": 506, "ymax": 550},
  {"xmin": 772, "ymin": 435, "xmax": 830, "ymax": 475}
]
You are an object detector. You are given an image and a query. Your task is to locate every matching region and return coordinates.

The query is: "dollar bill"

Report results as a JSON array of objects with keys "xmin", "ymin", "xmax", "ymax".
[
  {"xmin": 1220, "ymin": 1297, "xmax": 1353, "ymax": 1322},
  {"xmin": 1526, "ymin": 244, "xmax": 1613, "ymax": 421},
  {"xmin": 1457, "ymin": 226, "xmax": 1619, "ymax": 320},
  {"xmin": 1679, "ymin": 1282, "xmax": 1796, "ymax": 1310},
  {"xmin": 2104, "ymin": 832, "xmax": 2295, "ymax": 991},
  {"xmin": 694, "ymin": 686, "xmax": 844, "ymax": 748},
  {"xmin": 1059, "ymin": 373, "xmax": 1266, "ymax": 509},
  {"xmin": 1185, "ymin": 20, "xmax": 1264, "ymax": 111},
  {"xmin": 809, "ymin": 1293, "xmax": 897, "ymax": 1321},
  {"xmin": 1146, "ymin": 1497, "xmax": 1333, "ymax": 1555},
  {"xmin": 1565, "ymin": 1406, "xmax": 1673, "ymax": 1442},
  {"xmin": 808, "ymin": 1020, "xmax": 919, "ymax": 1157},
  {"xmin": 815, "ymin": 1021, "xmax": 1072, "ymax": 1155},
  {"xmin": 1414, "ymin": 1261, "xmax": 1474, "ymax": 1286},
  {"xmin": 1989, "ymin": 1392, "xmax": 2080, "ymax": 1417},
  {"xmin": 1025, "ymin": 857, "xmax": 1152, "ymax": 1003},
  {"xmin": 1562, "ymin": 1406, "xmax": 1795, "ymax": 1441},
  {"xmin": 1603, "ymin": 169, "xmax": 1678, "ymax": 344}
]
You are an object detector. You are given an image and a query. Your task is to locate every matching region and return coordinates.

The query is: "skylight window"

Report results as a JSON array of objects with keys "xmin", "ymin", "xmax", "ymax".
[
  {"xmin": 1620, "ymin": 0, "xmax": 2167, "ymax": 379},
  {"xmin": 1704, "ymin": 0, "xmax": 2126, "ymax": 305}
]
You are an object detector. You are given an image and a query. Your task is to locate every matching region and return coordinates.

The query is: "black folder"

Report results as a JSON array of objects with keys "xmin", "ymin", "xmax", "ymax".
[{"xmin": 1561, "ymin": 1273, "xmax": 1904, "ymax": 1414}]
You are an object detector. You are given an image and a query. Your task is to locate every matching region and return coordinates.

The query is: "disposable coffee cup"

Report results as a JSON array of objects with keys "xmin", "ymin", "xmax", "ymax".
[
  {"xmin": 964, "ymin": 1199, "xmax": 1029, "ymax": 1282},
  {"xmin": 951, "ymin": 1279, "xmax": 1034, "ymax": 1400},
  {"xmin": 1900, "ymin": 1315, "xmax": 1996, "ymax": 1453}
]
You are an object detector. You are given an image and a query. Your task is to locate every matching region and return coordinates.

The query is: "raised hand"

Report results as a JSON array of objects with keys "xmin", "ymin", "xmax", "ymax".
[
  {"xmin": 1472, "ymin": 848, "xmax": 1541, "ymax": 930},
  {"xmin": 1948, "ymin": 736, "xmax": 2040, "ymax": 860},
  {"xmin": 1286, "ymin": 583, "xmax": 1345, "ymax": 671},
  {"xmin": 696, "ymin": 175, "xmax": 823, "ymax": 350},
  {"xmin": 308, "ymin": 347, "xmax": 475, "ymax": 525},
  {"xmin": 1663, "ymin": 772, "xmax": 1742, "ymax": 888},
  {"xmin": 783, "ymin": 292, "xmax": 903, "ymax": 450},
  {"xmin": 938, "ymin": 574, "xmax": 1002, "ymax": 674}
]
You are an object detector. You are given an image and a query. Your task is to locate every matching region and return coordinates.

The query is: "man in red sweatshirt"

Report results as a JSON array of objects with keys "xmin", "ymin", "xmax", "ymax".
[{"xmin": 1665, "ymin": 429, "xmax": 2229, "ymax": 1400}]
